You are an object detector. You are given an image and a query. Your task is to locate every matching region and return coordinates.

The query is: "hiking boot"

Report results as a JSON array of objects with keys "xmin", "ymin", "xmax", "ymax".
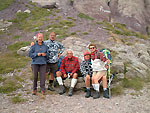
[
  {"xmin": 59, "ymin": 85, "xmax": 66, "ymax": 95},
  {"xmin": 48, "ymin": 84, "xmax": 55, "ymax": 91},
  {"xmin": 32, "ymin": 90, "xmax": 37, "ymax": 95},
  {"xmin": 103, "ymin": 90, "xmax": 109, "ymax": 99},
  {"xmin": 68, "ymin": 87, "xmax": 74, "ymax": 96},
  {"xmin": 85, "ymin": 89, "xmax": 91, "ymax": 98},
  {"xmin": 93, "ymin": 90, "xmax": 100, "ymax": 99},
  {"xmin": 41, "ymin": 90, "xmax": 45, "ymax": 95}
]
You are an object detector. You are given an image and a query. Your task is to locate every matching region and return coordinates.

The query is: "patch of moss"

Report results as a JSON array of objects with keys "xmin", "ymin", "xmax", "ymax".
[
  {"xmin": 12, "ymin": 35, "xmax": 21, "ymax": 39},
  {"xmin": 82, "ymin": 32, "xmax": 88, "ymax": 35}
]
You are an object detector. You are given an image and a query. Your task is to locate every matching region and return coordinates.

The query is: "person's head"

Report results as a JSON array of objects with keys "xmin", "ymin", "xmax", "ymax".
[
  {"xmin": 83, "ymin": 51, "xmax": 91, "ymax": 61},
  {"xmin": 88, "ymin": 44, "xmax": 97, "ymax": 53},
  {"xmin": 67, "ymin": 50, "xmax": 73, "ymax": 59},
  {"xmin": 36, "ymin": 33, "xmax": 43, "ymax": 43},
  {"xmin": 49, "ymin": 32, "xmax": 56, "ymax": 41}
]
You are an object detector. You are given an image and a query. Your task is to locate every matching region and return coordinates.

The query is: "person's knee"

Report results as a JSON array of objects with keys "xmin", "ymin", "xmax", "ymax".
[
  {"xmin": 85, "ymin": 75, "xmax": 90, "ymax": 81},
  {"xmin": 73, "ymin": 73, "xmax": 78, "ymax": 79},
  {"xmin": 56, "ymin": 71, "xmax": 62, "ymax": 77}
]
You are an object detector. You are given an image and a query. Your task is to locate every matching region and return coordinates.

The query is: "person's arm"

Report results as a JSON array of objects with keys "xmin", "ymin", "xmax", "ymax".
[
  {"xmin": 80, "ymin": 61, "xmax": 88, "ymax": 76},
  {"xmin": 60, "ymin": 58, "xmax": 66, "ymax": 75},
  {"xmin": 29, "ymin": 46, "xmax": 38, "ymax": 58},
  {"xmin": 72, "ymin": 58, "xmax": 80, "ymax": 74}
]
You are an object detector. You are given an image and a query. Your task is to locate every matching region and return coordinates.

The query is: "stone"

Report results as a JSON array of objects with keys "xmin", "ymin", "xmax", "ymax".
[
  {"xmin": 17, "ymin": 10, "xmax": 22, "ymax": 13},
  {"xmin": 17, "ymin": 46, "xmax": 30, "ymax": 56},
  {"xmin": 24, "ymin": 9, "xmax": 31, "ymax": 13},
  {"xmin": 31, "ymin": 0, "xmax": 58, "ymax": 9}
]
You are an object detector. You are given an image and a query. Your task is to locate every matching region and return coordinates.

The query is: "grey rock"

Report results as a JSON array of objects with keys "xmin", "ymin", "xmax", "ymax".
[{"xmin": 17, "ymin": 46, "xmax": 30, "ymax": 56}]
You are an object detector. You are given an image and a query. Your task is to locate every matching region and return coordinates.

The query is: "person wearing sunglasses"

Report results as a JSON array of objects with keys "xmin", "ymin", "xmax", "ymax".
[{"xmin": 88, "ymin": 44, "xmax": 110, "ymax": 99}]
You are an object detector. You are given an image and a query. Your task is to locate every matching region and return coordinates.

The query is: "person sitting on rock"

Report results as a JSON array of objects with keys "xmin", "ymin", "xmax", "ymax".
[
  {"xmin": 29, "ymin": 33, "xmax": 48, "ymax": 95},
  {"xmin": 80, "ymin": 51, "xmax": 93, "ymax": 98},
  {"xmin": 56, "ymin": 50, "xmax": 80, "ymax": 96},
  {"xmin": 88, "ymin": 44, "xmax": 110, "ymax": 99}
]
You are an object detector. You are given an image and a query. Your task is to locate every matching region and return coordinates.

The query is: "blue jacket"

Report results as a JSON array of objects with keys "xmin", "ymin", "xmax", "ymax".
[{"xmin": 29, "ymin": 42, "xmax": 48, "ymax": 64}]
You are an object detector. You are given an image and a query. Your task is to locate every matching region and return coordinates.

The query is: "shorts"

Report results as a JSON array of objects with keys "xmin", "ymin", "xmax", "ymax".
[
  {"xmin": 46, "ymin": 62, "xmax": 58, "ymax": 73},
  {"xmin": 93, "ymin": 70, "xmax": 107, "ymax": 76}
]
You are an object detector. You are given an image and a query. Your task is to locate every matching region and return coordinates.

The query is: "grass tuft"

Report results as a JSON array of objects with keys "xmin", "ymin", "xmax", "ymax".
[
  {"xmin": 0, "ymin": 0, "xmax": 14, "ymax": 11},
  {"xmin": 78, "ymin": 13, "xmax": 94, "ymax": 20},
  {"xmin": 11, "ymin": 96, "xmax": 26, "ymax": 104},
  {"xmin": 0, "ymin": 80, "xmax": 22, "ymax": 94},
  {"xmin": 8, "ymin": 42, "xmax": 30, "ymax": 51}
]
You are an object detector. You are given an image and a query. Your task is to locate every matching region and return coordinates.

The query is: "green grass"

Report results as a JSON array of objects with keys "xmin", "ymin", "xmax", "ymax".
[
  {"xmin": 78, "ymin": 13, "xmax": 94, "ymax": 20},
  {"xmin": 0, "ymin": 52, "xmax": 30, "ymax": 74},
  {"xmin": 60, "ymin": 20, "xmax": 75, "ymax": 27},
  {"xmin": 55, "ymin": 16, "xmax": 61, "ymax": 20},
  {"xmin": 82, "ymin": 32, "xmax": 88, "ymax": 35},
  {"xmin": 0, "ymin": 76, "xmax": 7, "ymax": 83},
  {"xmin": 122, "ymin": 77, "xmax": 144, "ymax": 91},
  {"xmin": 12, "ymin": 35, "xmax": 21, "ymax": 39},
  {"xmin": 0, "ymin": 0, "xmax": 14, "ymax": 11},
  {"xmin": 8, "ymin": 42, "xmax": 30, "ymax": 51},
  {"xmin": 67, "ymin": 17, "xmax": 76, "ymax": 21},
  {"xmin": 111, "ymin": 84, "xmax": 124, "ymax": 96},
  {"xmin": 0, "ymin": 80, "xmax": 22, "ymax": 94},
  {"xmin": 14, "ymin": 76, "xmax": 25, "ymax": 82},
  {"xmin": 11, "ymin": 96, "xmax": 26, "ymax": 104},
  {"xmin": 70, "ymin": 32, "xmax": 76, "ymax": 35}
]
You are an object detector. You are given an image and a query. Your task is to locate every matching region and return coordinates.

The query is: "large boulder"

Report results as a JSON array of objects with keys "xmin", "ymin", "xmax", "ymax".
[
  {"xmin": 17, "ymin": 46, "xmax": 30, "ymax": 56},
  {"xmin": 31, "ymin": 0, "xmax": 57, "ymax": 9},
  {"xmin": 110, "ymin": 0, "xmax": 150, "ymax": 33},
  {"xmin": 73, "ymin": 0, "xmax": 110, "ymax": 21}
]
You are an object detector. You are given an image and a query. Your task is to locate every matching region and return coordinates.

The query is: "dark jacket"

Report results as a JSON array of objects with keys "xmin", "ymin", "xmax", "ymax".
[{"xmin": 29, "ymin": 42, "xmax": 48, "ymax": 64}]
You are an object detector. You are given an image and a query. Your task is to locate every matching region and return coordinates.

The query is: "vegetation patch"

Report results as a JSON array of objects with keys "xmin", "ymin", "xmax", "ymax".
[
  {"xmin": 82, "ymin": 32, "xmax": 88, "ymax": 35},
  {"xmin": 78, "ymin": 13, "xmax": 94, "ymax": 20},
  {"xmin": 111, "ymin": 84, "xmax": 124, "ymax": 96},
  {"xmin": 12, "ymin": 35, "xmax": 21, "ymax": 39},
  {"xmin": 0, "ymin": 52, "xmax": 30, "ymax": 74},
  {"xmin": 0, "ymin": 0, "xmax": 14, "ymax": 11},
  {"xmin": 0, "ymin": 80, "xmax": 22, "ymax": 94},
  {"xmin": 11, "ymin": 96, "xmax": 26, "ymax": 104},
  {"xmin": 8, "ymin": 41, "xmax": 30, "ymax": 51},
  {"xmin": 67, "ymin": 17, "xmax": 76, "ymax": 21}
]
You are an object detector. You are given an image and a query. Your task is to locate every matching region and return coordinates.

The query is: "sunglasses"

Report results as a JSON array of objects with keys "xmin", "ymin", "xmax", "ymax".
[{"xmin": 89, "ymin": 47, "xmax": 95, "ymax": 49}]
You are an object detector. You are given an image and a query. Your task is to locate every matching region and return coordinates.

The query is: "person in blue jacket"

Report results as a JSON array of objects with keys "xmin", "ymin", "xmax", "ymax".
[{"xmin": 29, "ymin": 33, "xmax": 48, "ymax": 95}]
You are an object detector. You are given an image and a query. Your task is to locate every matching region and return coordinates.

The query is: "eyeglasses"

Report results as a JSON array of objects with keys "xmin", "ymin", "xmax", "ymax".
[{"xmin": 89, "ymin": 47, "xmax": 95, "ymax": 49}]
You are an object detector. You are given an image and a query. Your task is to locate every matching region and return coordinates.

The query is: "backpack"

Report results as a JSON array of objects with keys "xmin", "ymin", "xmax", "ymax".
[
  {"xmin": 99, "ymin": 49, "xmax": 112, "ymax": 64},
  {"xmin": 97, "ymin": 49, "xmax": 112, "ymax": 75}
]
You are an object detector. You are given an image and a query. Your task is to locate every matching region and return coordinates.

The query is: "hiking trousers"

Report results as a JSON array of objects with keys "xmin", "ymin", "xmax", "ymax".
[{"xmin": 32, "ymin": 64, "xmax": 46, "ymax": 91}]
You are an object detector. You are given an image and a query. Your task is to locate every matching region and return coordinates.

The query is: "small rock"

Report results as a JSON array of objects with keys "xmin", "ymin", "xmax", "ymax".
[
  {"xmin": 24, "ymin": 9, "xmax": 31, "ymax": 13},
  {"xmin": 17, "ymin": 10, "xmax": 22, "ymax": 13}
]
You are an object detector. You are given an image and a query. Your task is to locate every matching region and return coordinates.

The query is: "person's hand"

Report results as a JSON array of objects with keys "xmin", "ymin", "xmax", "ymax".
[
  {"xmin": 41, "ymin": 53, "xmax": 46, "ymax": 56},
  {"xmin": 31, "ymin": 42, "xmax": 35, "ymax": 46},
  {"xmin": 64, "ymin": 74, "xmax": 67, "ymax": 78},
  {"xmin": 107, "ymin": 60, "xmax": 110, "ymax": 64},
  {"xmin": 105, "ymin": 64, "xmax": 109, "ymax": 69},
  {"xmin": 69, "ymin": 73, "xmax": 73, "ymax": 77},
  {"xmin": 38, "ymin": 53, "xmax": 42, "ymax": 56}
]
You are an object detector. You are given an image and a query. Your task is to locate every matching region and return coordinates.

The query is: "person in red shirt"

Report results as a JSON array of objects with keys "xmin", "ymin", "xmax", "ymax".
[{"xmin": 56, "ymin": 50, "xmax": 80, "ymax": 96}]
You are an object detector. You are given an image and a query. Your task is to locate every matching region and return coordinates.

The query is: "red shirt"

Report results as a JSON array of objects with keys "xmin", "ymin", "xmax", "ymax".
[
  {"xmin": 60, "ymin": 56, "xmax": 80, "ymax": 75},
  {"xmin": 91, "ymin": 50, "xmax": 107, "ymax": 62}
]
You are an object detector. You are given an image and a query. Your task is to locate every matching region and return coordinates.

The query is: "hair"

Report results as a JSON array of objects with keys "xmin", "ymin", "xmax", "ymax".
[
  {"xmin": 50, "ymin": 32, "xmax": 56, "ymax": 36},
  {"xmin": 88, "ymin": 43, "xmax": 97, "ymax": 49}
]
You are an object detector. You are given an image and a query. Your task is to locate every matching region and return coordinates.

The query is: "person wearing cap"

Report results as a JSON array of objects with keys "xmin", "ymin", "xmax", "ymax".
[
  {"xmin": 80, "ymin": 51, "xmax": 93, "ymax": 98},
  {"xmin": 29, "ymin": 33, "xmax": 48, "ymax": 95},
  {"xmin": 56, "ymin": 50, "xmax": 80, "ymax": 96},
  {"xmin": 31, "ymin": 32, "xmax": 65, "ymax": 91},
  {"xmin": 88, "ymin": 44, "xmax": 110, "ymax": 99}
]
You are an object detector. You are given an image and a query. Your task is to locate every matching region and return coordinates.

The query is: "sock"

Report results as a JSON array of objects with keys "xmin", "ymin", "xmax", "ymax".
[
  {"xmin": 56, "ymin": 77, "xmax": 63, "ymax": 85},
  {"xmin": 92, "ymin": 84, "xmax": 96, "ymax": 89},
  {"xmin": 94, "ymin": 84, "xmax": 100, "ymax": 92},
  {"xmin": 103, "ymin": 88, "xmax": 107, "ymax": 91},
  {"xmin": 49, "ymin": 80, "xmax": 53, "ymax": 84},
  {"xmin": 86, "ymin": 87, "xmax": 90, "ymax": 90},
  {"xmin": 71, "ymin": 78, "xmax": 77, "ymax": 88}
]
